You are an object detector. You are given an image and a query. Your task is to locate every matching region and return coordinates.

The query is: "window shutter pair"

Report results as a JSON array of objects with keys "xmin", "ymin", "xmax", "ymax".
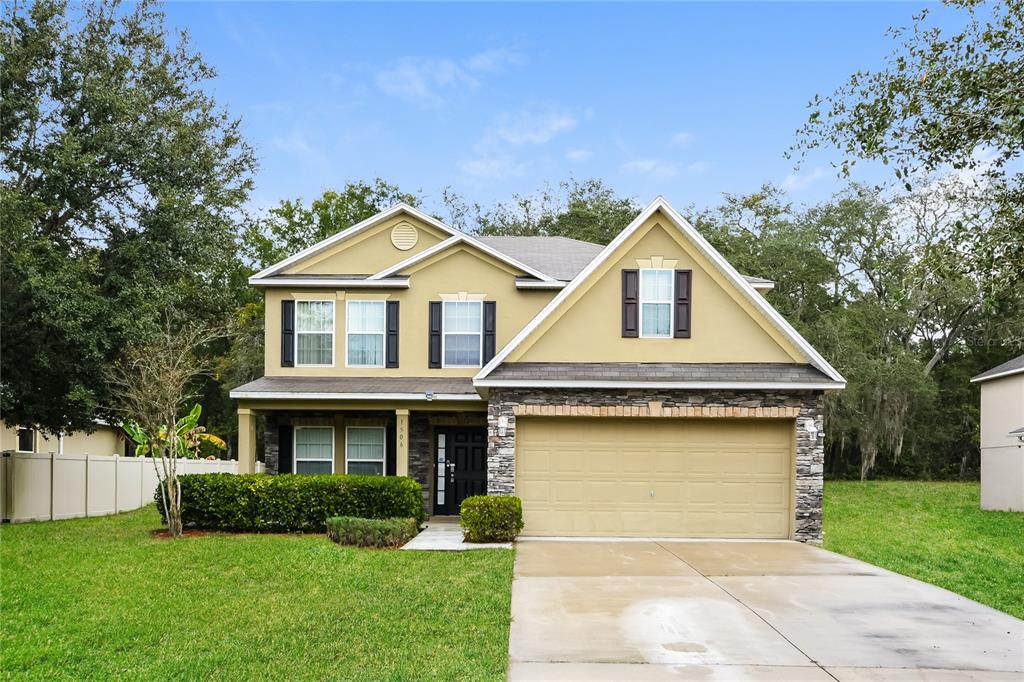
[
  {"xmin": 620, "ymin": 269, "xmax": 691, "ymax": 338},
  {"xmin": 281, "ymin": 299, "xmax": 400, "ymax": 368},
  {"xmin": 428, "ymin": 300, "xmax": 496, "ymax": 368}
]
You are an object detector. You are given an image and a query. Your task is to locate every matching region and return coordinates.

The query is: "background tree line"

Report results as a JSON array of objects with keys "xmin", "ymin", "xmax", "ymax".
[{"xmin": 2, "ymin": 0, "xmax": 1021, "ymax": 479}]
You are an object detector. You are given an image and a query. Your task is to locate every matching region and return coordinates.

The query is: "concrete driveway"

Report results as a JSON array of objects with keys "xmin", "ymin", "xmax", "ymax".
[{"xmin": 509, "ymin": 539, "xmax": 1023, "ymax": 681}]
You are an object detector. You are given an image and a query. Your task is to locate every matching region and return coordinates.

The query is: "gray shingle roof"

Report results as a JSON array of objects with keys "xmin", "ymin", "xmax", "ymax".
[
  {"xmin": 485, "ymin": 362, "xmax": 832, "ymax": 384},
  {"xmin": 230, "ymin": 376, "xmax": 478, "ymax": 397},
  {"xmin": 972, "ymin": 354, "xmax": 1024, "ymax": 383},
  {"xmin": 475, "ymin": 236, "xmax": 603, "ymax": 281}
]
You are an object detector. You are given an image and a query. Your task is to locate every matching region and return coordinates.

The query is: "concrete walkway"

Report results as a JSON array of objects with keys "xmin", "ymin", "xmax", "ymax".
[
  {"xmin": 401, "ymin": 517, "xmax": 512, "ymax": 551},
  {"xmin": 509, "ymin": 539, "xmax": 1024, "ymax": 681}
]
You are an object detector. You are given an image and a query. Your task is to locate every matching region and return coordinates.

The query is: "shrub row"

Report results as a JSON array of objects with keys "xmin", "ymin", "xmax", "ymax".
[
  {"xmin": 460, "ymin": 495, "xmax": 523, "ymax": 542},
  {"xmin": 157, "ymin": 473, "xmax": 425, "ymax": 532},
  {"xmin": 326, "ymin": 516, "xmax": 419, "ymax": 548}
]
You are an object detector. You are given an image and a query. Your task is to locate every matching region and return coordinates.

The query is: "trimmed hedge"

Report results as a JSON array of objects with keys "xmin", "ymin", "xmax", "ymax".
[
  {"xmin": 326, "ymin": 516, "xmax": 419, "ymax": 548},
  {"xmin": 156, "ymin": 473, "xmax": 425, "ymax": 532},
  {"xmin": 460, "ymin": 495, "xmax": 523, "ymax": 543}
]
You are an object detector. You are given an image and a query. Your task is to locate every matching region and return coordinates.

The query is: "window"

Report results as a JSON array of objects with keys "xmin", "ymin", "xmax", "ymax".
[
  {"xmin": 346, "ymin": 427, "xmax": 386, "ymax": 476},
  {"xmin": 16, "ymin": 427, "xmax": 34, "ymax": 453},
  {"xmin": 294, "ymin": 426, "xmax": 334, "ymax": 474},
  {"xmin": 443, "ymin": 301, "xmax": 482, "ymax": 367},
  {"xmin": 346, "ymin": 300, "xmax": 385, "ymax": 367},
  {"xmin": 296, "ymin": 300, "xmax": 334, "ymax": 366},
  {"xmin": 639, "ymin": 269, "xmax": 673, "ymax": 338}
]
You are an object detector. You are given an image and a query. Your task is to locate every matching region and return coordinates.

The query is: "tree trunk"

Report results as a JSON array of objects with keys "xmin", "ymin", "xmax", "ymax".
[{"xmin": 860, "ymin": 444, "xmax": 878, "ymax": 481}]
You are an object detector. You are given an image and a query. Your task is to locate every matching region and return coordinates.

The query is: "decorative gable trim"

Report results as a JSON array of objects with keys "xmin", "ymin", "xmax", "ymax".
[
  {"xmin": 250, "ymin": 203, "xmax": 557, "ymax": 283},
  {"xmin": 474, "ymin": 196, "xmax": 846, "ymax": 385}
]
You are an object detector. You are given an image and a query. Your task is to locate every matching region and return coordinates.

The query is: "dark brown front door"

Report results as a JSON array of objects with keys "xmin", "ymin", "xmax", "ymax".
[{"xmin": 434, "ymin": 427, "xmax": 487, "ymax": 515}]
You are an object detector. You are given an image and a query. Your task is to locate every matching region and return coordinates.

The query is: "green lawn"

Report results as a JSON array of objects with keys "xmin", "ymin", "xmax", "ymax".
[
  {"xmin": 0, "ymin": 506, "xmax": 514, "ymax": 680},
  {"xmin": 824, "ymin": 480, "xmax": 1024, "ymax": 619}
]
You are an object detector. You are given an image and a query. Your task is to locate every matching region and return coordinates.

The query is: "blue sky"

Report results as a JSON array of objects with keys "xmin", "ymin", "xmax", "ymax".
[{"xmin": 162, "ymin": 1, "xmax": 946, "ymax": 215}]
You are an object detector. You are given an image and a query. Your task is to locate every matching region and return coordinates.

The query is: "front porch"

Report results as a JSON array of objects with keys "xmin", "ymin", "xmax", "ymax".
[{"xmin": 236, "ymin": 403, "xmax": 488, "ymax": 516}]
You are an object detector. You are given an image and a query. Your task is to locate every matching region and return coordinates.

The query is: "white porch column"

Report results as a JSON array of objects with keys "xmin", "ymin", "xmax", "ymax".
[
  {"xmin": 395, "ymin": 409, "xmax": 410, "ymax": 477},
  {"xmin": 237, "ymin": 408, "xmax": 257, "ymax": 474}
]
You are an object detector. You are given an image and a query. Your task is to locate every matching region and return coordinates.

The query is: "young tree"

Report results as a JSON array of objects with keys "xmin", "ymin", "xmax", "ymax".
[
  {"xmin": 107, "ymin": 324, "xmax": 225, "ymax": 537},
  {"xmin": 1, "ymin": 0, "xmax": 255, "ymax": 435}
]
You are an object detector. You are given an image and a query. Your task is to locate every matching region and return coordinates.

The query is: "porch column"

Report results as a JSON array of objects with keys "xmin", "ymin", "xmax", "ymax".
[
  {"xmin": 237, "ymin": 408, "xmax": 257, "ymax": 474},
  {"xmin": 395, "ymin": 409, "xmax": 409, "ymax": 477}
]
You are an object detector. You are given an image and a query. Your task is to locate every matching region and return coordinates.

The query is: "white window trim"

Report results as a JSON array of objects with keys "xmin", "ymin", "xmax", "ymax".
[
  {"xmin": 638, "ymin": 268, "xmax": 674, "ymax": 339},
  {"xmin": 15, "ymin": 426, "xmax": 35, "ymax": 453},
  {"xmin": 345, "ymin": 426, "xmax": 387, "ymax": 476},
  {"xmin": 293, "ymin": 425, "xmax": 335, "ymax": 475},
  {"xmin": 295, "ymin": 299, "xmax": 336, "ymax": 368},
  {"xmin": 441, "ymin": 300, "xmax": 484, "ymax": 368},
  {"xmin": 344, "ymin": 299, "xmax": 386, "ymax": 369}
]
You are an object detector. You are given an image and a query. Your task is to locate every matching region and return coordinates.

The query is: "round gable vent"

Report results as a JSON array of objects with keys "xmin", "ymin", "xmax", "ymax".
[{"xmin": 390, "ymin": 222, "xmax": 418, "ymax": 251}]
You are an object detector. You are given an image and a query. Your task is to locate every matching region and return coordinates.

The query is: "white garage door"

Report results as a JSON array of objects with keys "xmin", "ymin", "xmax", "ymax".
[{"xmin": 516, "ymin": 418, "xmax": 794, "ymax": 538}]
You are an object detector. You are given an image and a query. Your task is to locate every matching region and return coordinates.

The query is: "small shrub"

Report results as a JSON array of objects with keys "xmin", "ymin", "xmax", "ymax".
[
  {"xmin": 156, "ymin": 473, "xmax": 425, "ymax": 532},
  {"xmin": 326, "ymin": 516, "xmax": 419, "ymax": 548},
  {"xmin": 460, "ymin": 495, "xmax": 523, "ymax": 542}
]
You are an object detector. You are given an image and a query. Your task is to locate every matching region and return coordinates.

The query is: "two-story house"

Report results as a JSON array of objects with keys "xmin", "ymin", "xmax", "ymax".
[{"xmin": 230, "ymin": 197, "xmax": 844, "ymax": 542}]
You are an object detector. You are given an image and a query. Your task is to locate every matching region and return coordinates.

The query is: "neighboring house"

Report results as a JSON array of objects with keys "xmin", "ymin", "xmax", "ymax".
[
  {"xmin": 230, "ymin": 198, "xmax": 845, "ymax": 542},
  {"xmin": 971, "ymin": 355, "xmax": 1024, "ymax": 512},
  {"xmin": 0, "ymin": 421, "xmax": 129, "ymax": 457}
]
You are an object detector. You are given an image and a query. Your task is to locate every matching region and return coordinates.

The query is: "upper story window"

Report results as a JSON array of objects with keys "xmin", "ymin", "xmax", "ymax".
[
  {"xmin": 346, "ymin": 300, "xmax": 386, "ymax": 368},
  {"xmin": 296, "ymin": 300, "xmax": 335, "ymax": 366},
  {"xmin": 639, "ymin": 269, "xmax": 673, "ymax": 338},
  {"xmin": 443, "ymin": 301, "xmax": 483, "ymax": 367}
]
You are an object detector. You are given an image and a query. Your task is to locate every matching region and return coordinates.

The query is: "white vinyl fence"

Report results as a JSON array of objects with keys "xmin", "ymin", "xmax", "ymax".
[{"xmin": 1, "ymin": 452, "xmax": 264, "ymax": 523}]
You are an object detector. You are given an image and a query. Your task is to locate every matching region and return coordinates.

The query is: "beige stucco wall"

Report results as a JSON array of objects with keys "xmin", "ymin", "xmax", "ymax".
[
  {"xmin": 1, "ymin": 423, "xmax": 125, "ymax": 455},
  {"xmin": 282, "ymin": 214, "xmax": 448, "ymax": 276},
  {"xmin": 512, "ymin": 212, "xmax": 804, "ymax": 364},
  {"xmin": 979, "ymin": 374, "xmax": 1024, "ymax": 511},
  {"xmin": 265, "ymin": 245, "xmax": 555, "ymax": 377}
]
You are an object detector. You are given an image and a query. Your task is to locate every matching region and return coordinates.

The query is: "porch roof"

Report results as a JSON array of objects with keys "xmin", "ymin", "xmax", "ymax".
[{"xmin": 229, "ymin": 376, "xmax": 481, "ymax": 401}]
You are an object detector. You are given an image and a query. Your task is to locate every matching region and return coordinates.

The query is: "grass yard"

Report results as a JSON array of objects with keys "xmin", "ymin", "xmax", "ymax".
[
  {"xmin": 0, "ymin": 506, "xmax": 514, "ymax": 680},
  {"xmin": 824, "ymin": 480, "xmax": 1024, "ymax": 619}
]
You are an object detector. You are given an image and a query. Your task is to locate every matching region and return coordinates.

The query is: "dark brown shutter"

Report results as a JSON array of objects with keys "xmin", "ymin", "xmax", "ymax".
[
  {"xmin": 674, "ymin": 269, "xmax": 692, "ymax": 338},
  {"xmin": 482, "ymin": 301, "xmax": 497, "ymax": 363},
  {"xmin": 428, "ymin": 301, "xmax": 442, "ymax": 368},
  {"xmin": 385, "ymin": 300, "xmax": 400, "ymax": 368},
  {"xmin": 277, "ymin": 424, "xmax": 293, "ymax": 474},
  {"xmin": 281, "ymin": 300, "xmax": 295, "ymax": 367},
  {"xmin": 621, "ymin": 269, "xmax": 639, "ymax": 337},
  {"xmin": 386, "ymin": 421, "xmax": 396, "ymax": 476}
]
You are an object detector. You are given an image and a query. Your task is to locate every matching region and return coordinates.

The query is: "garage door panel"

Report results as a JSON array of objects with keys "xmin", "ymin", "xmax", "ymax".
[{"xmin": 517, "ymin": 418, "xmax": 793, "ymax": 539}]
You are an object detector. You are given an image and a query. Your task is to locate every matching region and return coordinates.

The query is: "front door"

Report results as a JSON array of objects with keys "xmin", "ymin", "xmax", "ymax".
[{"xmin": 434, "ymin": 427, "xmax": 487, "ymax": 515}]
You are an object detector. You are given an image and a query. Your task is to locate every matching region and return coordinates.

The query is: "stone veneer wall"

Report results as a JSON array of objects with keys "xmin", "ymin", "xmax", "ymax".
[{"xmin": 486, "ymin": 388, "xmax": 826, "ymax": 544}]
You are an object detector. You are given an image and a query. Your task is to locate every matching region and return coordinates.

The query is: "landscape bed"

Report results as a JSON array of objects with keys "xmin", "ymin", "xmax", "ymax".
[
  {"xmin": 0, "ymin": 506, "xmax": 514, "ymax": 680},
  {"xmin": 824, "ymin": 480, "xmax": 1024, "ymax": 619}
]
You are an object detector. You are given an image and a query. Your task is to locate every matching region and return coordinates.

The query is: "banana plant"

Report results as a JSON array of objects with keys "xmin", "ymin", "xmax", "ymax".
[{"xmin": 124, "ymin": 404, "xmax": 227, "ymax": 459}]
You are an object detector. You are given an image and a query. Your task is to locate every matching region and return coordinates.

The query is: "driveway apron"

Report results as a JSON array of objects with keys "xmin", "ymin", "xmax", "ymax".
[{"xmin": 508, "ymin": 539, "xmax": 1024, "ymax": 681}]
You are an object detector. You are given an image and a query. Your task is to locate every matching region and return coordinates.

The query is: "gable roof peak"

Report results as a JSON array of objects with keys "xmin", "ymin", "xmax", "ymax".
[{"xmin": 475, "ymin": 195, "xmax": 846, "ymax": 385}]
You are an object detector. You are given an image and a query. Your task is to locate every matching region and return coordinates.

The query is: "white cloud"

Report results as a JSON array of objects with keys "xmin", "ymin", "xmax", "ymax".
[
  {"xmin": 375, "ymin": 58, "xmax": 477, "ymax": 107},
  {"xmin": 621, "ymin": 159, "xmax": 679, "ymax": 179},
  {"xmin": 271, "ymin": 128, "xmax": 333, "ymax": 175},
  {"xmin": 566, "ymin": 148, "xmax": 593, "ymax": 162},
  {"xmin": 494, "ymin": 110, "xmax": 578, "ymax": 146},
  {"xmin": 374, "ymin": 48, "xmax": 522, "ymax": 108},
  {"xmin": 782, "ymin": 166, "xmax": 826, "ymax": 191},
  {"xmin": 458, "ymin": 153, "xmax": 526, "ymax": 180},
  {"xmin": 465, "ymin": 48, "xmax": 522, "ymax": 73},
  {"xmin": 671, "ymin": 132, "xmax": 696, "ymax": 148},
  {"xmin": 686, "ymin": 161, "xmax": 710, "ymax": 175}
]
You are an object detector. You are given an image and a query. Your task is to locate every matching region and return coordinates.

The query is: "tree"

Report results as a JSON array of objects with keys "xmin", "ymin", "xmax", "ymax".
[
  {"xmin": 108, "ymin": 324, "xmax": 226, "ymax": 537},
  {"xmin": 442, "ymin": 178, "xmax": 641, "ymax": 245},
  {"xmin": 0, "ymin": 0, "xmax": 256, "ymax": 435},
  {"xmin": 792, "ymin": 0, "xmax": 1024, "ymax": 181}
]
